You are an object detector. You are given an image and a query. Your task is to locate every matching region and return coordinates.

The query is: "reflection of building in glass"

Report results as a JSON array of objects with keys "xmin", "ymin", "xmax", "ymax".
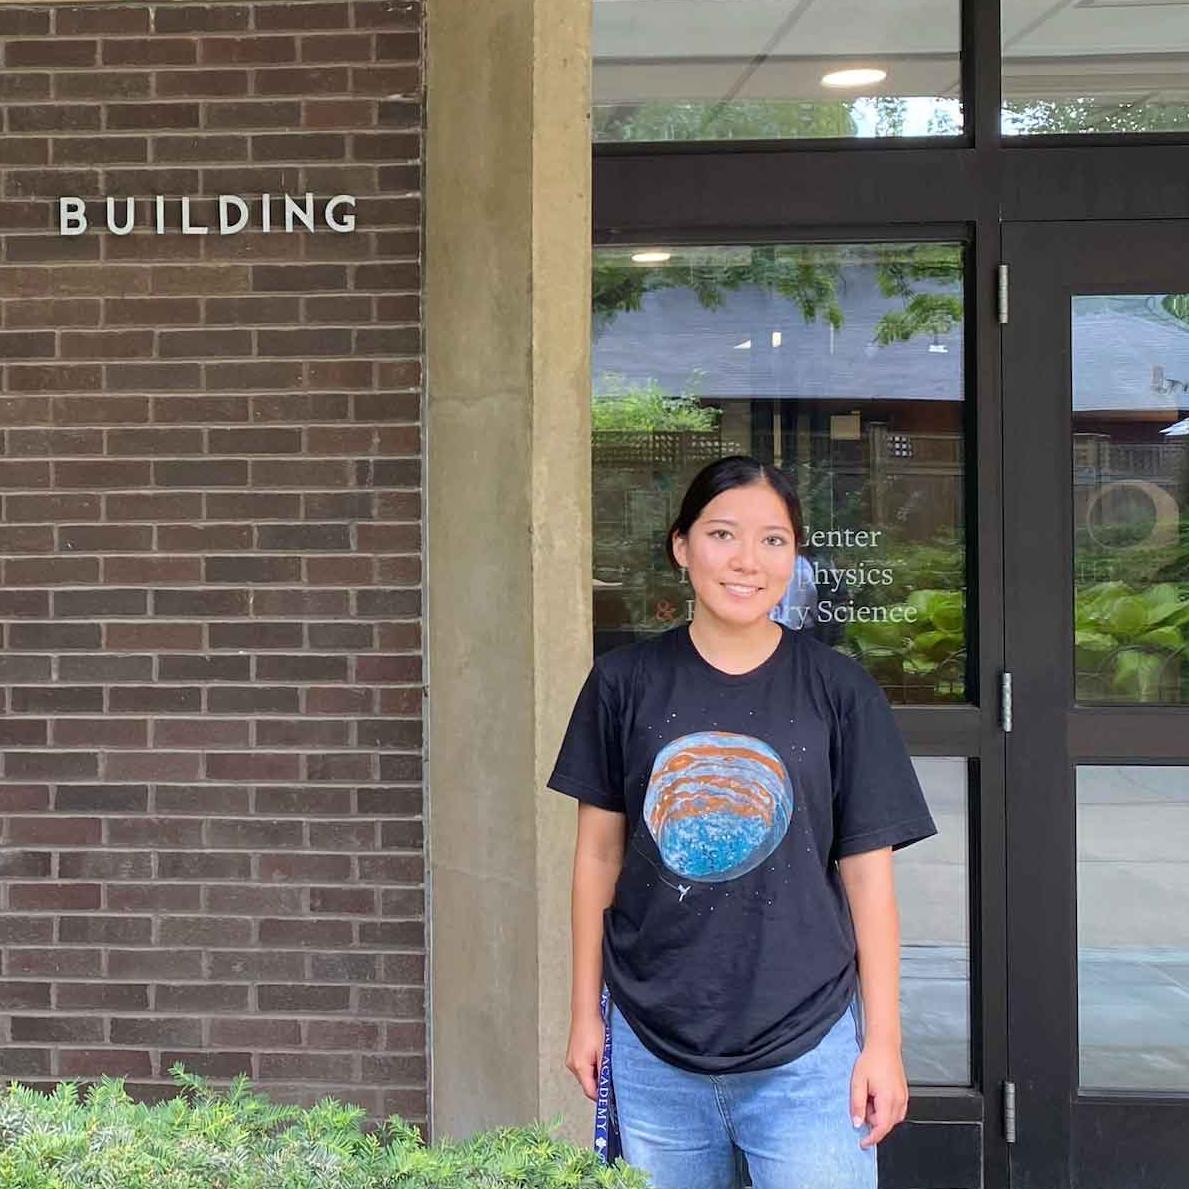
[{"xmin": 1070, "ymin": 295, "xmax": 1189, "ymax": 703}]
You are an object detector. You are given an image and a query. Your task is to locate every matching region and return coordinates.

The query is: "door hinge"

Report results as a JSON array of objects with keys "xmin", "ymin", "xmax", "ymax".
[
  {"xmin": 997, "ymin": 263, "xmax": 1009, "ymax": 325},
  {"xmin": 1000, "ymin": 671, "xmax": 1013, "ymax": 733},
  {"xmin": 1003, "ymin": 1080, "xmax": 1017, "ymax": 1144}
]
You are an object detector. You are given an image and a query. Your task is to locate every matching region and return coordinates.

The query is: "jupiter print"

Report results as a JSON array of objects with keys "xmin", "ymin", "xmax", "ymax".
[{"xmin": 644, "ymin": 732, "xmax": 794, "ymax": 883}]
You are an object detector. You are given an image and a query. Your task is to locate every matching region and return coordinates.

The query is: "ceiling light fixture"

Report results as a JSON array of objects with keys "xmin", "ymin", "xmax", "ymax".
[
  {"xmin": 821, "ymin": 68, "xmax": 887, "ymax": 89},
  {"xmin": 631, "ymin": 250, "xmax": 672, "ymax": 264}
]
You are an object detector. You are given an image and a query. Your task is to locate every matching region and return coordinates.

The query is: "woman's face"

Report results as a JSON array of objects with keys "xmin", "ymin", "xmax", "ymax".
[{"xmin": 671, "ymin": 481, "xmax": 797, "ymax": 628}]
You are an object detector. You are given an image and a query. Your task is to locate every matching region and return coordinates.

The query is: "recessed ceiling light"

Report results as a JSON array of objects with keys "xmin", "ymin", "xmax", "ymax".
[
  {"xmin": 631, "ymin": 250, "xmax": 672, "ymax": 264},
  {"xmin": 821, "ymin": 68, "xmax": 887, "ymax": 89}
]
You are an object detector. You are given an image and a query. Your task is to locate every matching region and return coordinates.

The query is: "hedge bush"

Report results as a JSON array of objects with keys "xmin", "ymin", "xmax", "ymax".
[{"xmin": 0, "ymin": 1066, "xmax": 649, "ymax": 1189}]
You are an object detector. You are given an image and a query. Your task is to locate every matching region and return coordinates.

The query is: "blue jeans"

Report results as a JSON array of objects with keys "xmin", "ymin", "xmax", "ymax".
[{"xmin": 609, "ymin": 999, "xmax": 877, "ymax": 1189}]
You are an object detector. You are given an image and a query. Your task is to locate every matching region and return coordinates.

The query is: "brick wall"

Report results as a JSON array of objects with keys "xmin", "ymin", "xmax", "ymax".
[{"xmin": 0, "ymin": 1, "xmax": 426, "ymax": 1124}]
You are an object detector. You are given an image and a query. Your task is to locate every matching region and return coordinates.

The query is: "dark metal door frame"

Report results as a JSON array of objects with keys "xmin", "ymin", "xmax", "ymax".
[
  {"xmin": 593, "ymin": 1, "xmax": 1189, "ymax": 1183},
  {"xmin": 590, "ymin": 217, "xmax": 1009, "ymax": 1189},
  {"xmin": 1002, "ymin": 220, "xmax": 1189, "ymax": 1189}
]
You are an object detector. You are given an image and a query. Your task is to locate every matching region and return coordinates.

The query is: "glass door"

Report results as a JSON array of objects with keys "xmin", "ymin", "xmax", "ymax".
[
  {"xmin": 591, "ymin": 236, "xmax": 1009, "ymax": 1188},
  {"xmin": 1003, "ymin": 222, "xmax": 1189, "ymax": 1189}
]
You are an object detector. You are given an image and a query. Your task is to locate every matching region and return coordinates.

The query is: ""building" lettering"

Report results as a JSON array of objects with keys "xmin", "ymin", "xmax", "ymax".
[{"xmin": 58, "ymin": 193, "xmax": 357, "ymax": 236}]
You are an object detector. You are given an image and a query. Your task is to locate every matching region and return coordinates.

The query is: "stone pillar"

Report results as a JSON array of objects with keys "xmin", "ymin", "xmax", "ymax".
[{"xmin": 424, "ymin": 0, "xmax": 592, "ymax": 1140}]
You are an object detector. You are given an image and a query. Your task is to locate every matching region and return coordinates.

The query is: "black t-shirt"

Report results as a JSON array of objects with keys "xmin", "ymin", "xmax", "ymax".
[{"xmin": 548, "ymin": 623, "xmax": 937, "ymax": 1075}]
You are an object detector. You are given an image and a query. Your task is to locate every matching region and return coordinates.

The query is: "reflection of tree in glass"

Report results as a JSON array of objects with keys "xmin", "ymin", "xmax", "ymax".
[
  {"xmin": 927, "ymin": 105, "xmax": 961, "ymax": 136},
  {"xmin": 599, "ymin": 95, "xmax": 1189, "ymax": 141},
  {"xmin": 594, "ymin": 244, "xmax": 962, "ymax": 348},
  {"xmin": 1004, "ymin": 98, "xmax": 1189, "ymax": 135},
  {"xmin": 873, "ymin": 97, "xmax": 907, "ymax": 138},
  {"xmin": 593, "ymin": 99, "xmax": 858, "ymax": 143},
  {"xmin": 845, "ymin": 588, "xmax": 967, "ymax": 704},
  {"xmin": 1074, "ymin": 496, "xmax": 1188, "ymax": 702},
  {"xmin": 827, "ymin": 536, "xmax": 966, "ymax": 704},
  {"xmin": 593, "ymin": 245, "xmax": 843, "ymax": 339},
  {"xmin": 1162, "ymin": 294, "xmax": 1189, "ymax": 328},
  {"xmin": 871, "ymin": 246, "xmax": 964, "ymax": 345},
  {"xmin": 592, "ymin": 375, "xmax": 721, "ymax": 432},
  {"xmin": 1075, "ymin": 582, "xmax": 1187, "ymax": 703}
]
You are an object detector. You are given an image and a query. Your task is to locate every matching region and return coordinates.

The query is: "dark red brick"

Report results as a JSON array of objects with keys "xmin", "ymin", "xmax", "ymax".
[
  {"xmin": 0, "ymin": 0, "xmax": 426, "ymax": 1122},
  {"xmin": 203, "ymin": 36, "xmax": 296, "ymax": 65},
  {"xmin": 155, "ymin": 69, "xmax": 249, "ymax": 99},
  {"xmin": 110, "ymin": 1018, "xmax": 204, "ymax": 1047},
  {"xmin": 7, "ymin": 39, "xmax": 98, "ymax": 67},
  {"xmin": 257, "ymin": 853, "xmax": 351, "ymax": 883},
  {"xmin": 55, "ymin": 5, "xmax": 150, "ymax": 34},
  {"xmin": 256, "ymin": 3, "xmax": 349, "ymax": 30},
  {"xmin": 155, "ymin": 6, "xmax": 250, "ymax": 33},
  {"xmin": 0, "ymin": 851, "xmax": 52, "ymax": 880},
  {"xmin": 155, "ymin": 984, "xmax": 249, "ymax": 1012},
  {"xmin": 4, "ymin": 948, "xmax": 102, "ymax": 977},
  {"xmin": 55, "ymin": 983, "xmax": 148, "ymax": 1010},
  {"xmin": 157, "ymin": 851, "xmax": 251, "ymax": 881},
  {"xmin": 56, "ymin": 847, "xmax": 152, "ymax": 878},
  {"xmin": 0, "ymin": 981, "xmax": 51, "ymax": 1009},
  {"xmin": 0, "ymin": 1048, "xmax": 52, "ymax": 1076},
  {"xmin": 0, "ymin": 917, "xmax": 54, "ymax": 945},
  {"xmin": 257, "ymin": 984, "xmax": 350, "ymax": 1013},
  {"xmin": 58, "ymin": 915, "xmax": 153, "ymax": 945},
  {"xmin": 58, "ymin": 1049, "xmax": 152, "ymax": 1078},
  {"xmin": 0, "ymin": 10, "xmax": 50, "ymax": 35},
  {"xmin": 212, "ymin": 1018, "xmax": 301, "ymax": 1046},
  {"xmin": 55, "ymin": 785, "xmax": 148, "ymax": 812}
]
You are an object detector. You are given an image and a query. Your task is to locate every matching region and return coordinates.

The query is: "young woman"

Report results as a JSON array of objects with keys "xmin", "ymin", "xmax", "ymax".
[{"xmin": 549, "ymin": 456, "xmax": 936, "ymax": 1189}]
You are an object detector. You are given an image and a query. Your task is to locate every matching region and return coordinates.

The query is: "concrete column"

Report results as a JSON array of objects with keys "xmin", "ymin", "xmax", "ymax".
[{"xmin": 425, "ymin": 0, "xmax": 593, "ymax": 1141}]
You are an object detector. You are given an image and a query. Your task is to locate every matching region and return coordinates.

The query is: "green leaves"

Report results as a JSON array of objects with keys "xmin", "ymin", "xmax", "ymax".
[
  {"xmin": 1074, "ymin": 581, "xmax": 1187, "ymax": 702},
  {"xmin": 592, "ymin": 375, "xmax": 719, "ymax": 433},
  {"xmin": 870, "ymin": 294, "xmax": 963, "ymax": 346},
  {"xmin": 592, "ymin": 243, "xmax": 962, "ymax": 350},
  {"xmin": 0, "ymin": 1070, "xmax": 649, "ymax": 1189},
  {"xmin": 1161, "ymin": 293, "xmax": 1189, "ymax": 327},
  {"xmin": 593, "ymin": 99, "xmax": 857, "ymax": 143}
]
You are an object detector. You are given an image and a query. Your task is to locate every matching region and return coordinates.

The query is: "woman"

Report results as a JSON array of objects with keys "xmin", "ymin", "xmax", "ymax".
[{"xmin": 549, "ymin": 456, "xmax": 936, "ymax": 1189}]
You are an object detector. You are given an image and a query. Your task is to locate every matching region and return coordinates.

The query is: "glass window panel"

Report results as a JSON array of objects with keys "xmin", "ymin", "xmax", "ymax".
[
  {"xmin": 1072, "ymin": 295, "xmax": 1188, "ymax": 706},
  {"xmin": 593, "ymin": 1, "xmax": 962, "ymax": 144},
  {"xmin": 1003, "ymin": 0, "xmax": 1189, "ymax": 135},
  {"xmin": 898, "ymin": 757, "xmax": 971, "ymax": 1086},
  {"xmin": 1077, "ymin": 766, "xmax": 1189, "ymax": 1092},
  {"xmin": 591, "ymin": 242, "xmax": 969, "ymax": 705}
]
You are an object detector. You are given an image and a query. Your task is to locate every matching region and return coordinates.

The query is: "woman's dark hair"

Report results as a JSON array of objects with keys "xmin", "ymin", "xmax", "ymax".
[{"xmin": 665, "ymin": 455, "xmax": 803, "ymax": 569}]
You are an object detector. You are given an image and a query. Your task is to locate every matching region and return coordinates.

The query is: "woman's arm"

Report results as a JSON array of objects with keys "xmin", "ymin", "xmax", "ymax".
[
  {"xmin": 565, "ymin": 802, "xmax": 627, "ymax": 1100},
  {"xmin": 838, "ymin": 845, "xmax": 907, "ymax": 1150}
]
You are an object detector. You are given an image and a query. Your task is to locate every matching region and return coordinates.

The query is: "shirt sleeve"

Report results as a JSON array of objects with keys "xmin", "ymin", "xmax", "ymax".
[
  {"xmin": 547, "ymin": 664, "xmax": 626, "ymax": 813},
  {"xmin": 832, "ymin": 689, "xmax": 937, "ymax": 858}
]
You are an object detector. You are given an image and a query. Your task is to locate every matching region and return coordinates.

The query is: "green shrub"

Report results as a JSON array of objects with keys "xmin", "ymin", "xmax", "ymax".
[
  {"xmin": 1074, "ymin": 580, "xmax": 1188, "ymax": 701},
  {"xmin": 592, "ymin": 376, "xmax": 719, "ymax": 433},
  {"xmin": 0, "ymin": 1067, "xmax": 650, "ymax": 1189}
]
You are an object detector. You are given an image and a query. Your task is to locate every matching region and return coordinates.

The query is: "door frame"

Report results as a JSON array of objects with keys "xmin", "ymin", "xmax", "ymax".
[
  {"xmin": 589, "ymin": 219, "xmax": 1011, "ymax": 1189},
  {"xmin": 1002, "ymin": 219, "xmax": 1189, "ymax": 1189}
]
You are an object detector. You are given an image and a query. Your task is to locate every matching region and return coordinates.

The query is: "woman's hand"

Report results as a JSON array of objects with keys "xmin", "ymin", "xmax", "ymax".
[
  {"xmin": 565, "ymin": 1009, "xmax": 606, "ymax": 1101},
  {"xmin": 850, "ymin": 1039, "xmax": 909, "ymax": 1149}
]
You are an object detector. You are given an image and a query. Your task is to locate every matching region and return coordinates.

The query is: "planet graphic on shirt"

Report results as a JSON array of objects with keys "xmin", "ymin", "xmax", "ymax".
[{"xmin": 643, "ymin": 731, "xmax": 793, "ymax": 883}]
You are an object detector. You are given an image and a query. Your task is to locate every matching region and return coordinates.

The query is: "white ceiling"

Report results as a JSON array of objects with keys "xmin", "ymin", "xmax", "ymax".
[{"xmin": 593, "ymin": 0, "xmax": 1189, "ymax": 103}]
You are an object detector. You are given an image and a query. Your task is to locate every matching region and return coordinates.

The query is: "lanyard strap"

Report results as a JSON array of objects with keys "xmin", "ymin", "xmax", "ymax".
[{"xmin": 593, "ymin": 985, "xmax": 622, "ymax": 1164}]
